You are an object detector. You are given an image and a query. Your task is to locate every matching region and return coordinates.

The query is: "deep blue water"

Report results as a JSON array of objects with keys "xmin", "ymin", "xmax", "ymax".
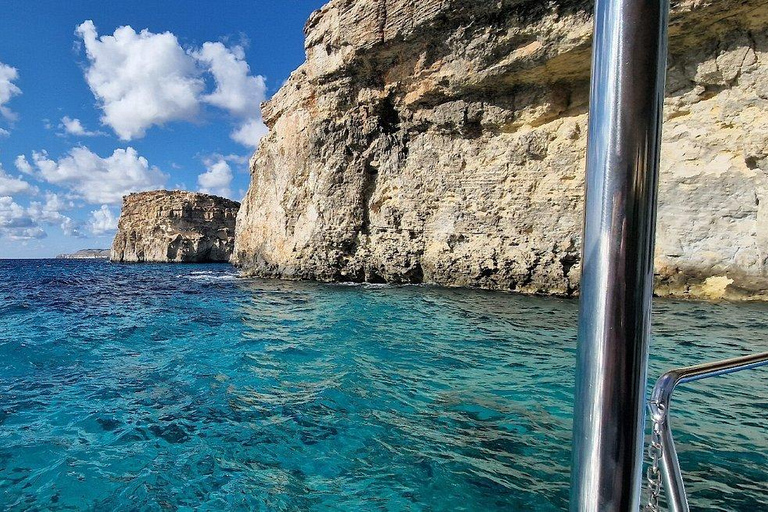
[{"xmin": 0, "ymin": 260, "xmax": 766, "ymax": 511}]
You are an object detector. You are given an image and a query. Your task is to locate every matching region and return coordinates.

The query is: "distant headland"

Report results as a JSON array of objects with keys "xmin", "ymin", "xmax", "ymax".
[{"xmin": 56, "ymin": 249, "xmax": 111, "ymax": 260}]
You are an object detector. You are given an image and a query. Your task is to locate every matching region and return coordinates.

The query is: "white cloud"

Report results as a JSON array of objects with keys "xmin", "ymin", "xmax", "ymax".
[
  {"xmin": 222, "ymin": 153, "xmax": 249, "ymax": 166},
  {"xmin": 0, "ymin": 128, "xmax": 9, "ymax": 137},
  {"xmin": 76, "ymin": 21, "xmax": 269, "ymax": 147},
  {"xmin": 27, "ymin": 193, "xmax": 82, "ymax": 237},
  {"xmin": 204, "ymin": 152, "xmax": 249, "ymax": 167},
  {"xmin": 76, "ymin": 20, "xmax": 204, "ymax": 140},
  {"xmin": 14, "ymin": 155, "xmax": 34, "ymax": 175},
  {"xmin": 194, "ymin": 42, "xmax": 265, "ymax": 118},
  {"xmin": 231, "ymin": 118, "xmax": 268, "ymax": 148},
  {"xmin": 0, "ymin": 193, "xmax": 81, "ymax": 241},
  {"xmin": 0, "ymin": 164, "xmax": 35, "ymax": 195},
  {"xmin": 193, "ymin": 42, "xmax": 268, "ymax": 148},
  {"xmin": 0, "ymin": 197, "xmax": 44, "ymax": 240},
  {"xmin": 59, "ymin": 116, "xmax": 103, "ymax": 137},
  {"xmin": 88, "ymin": 204, "xmax": 118, "ymax": 235},
  {"xmin": 198, "ymin": 158, "xmax": 233, "ymax": 198},
  {"xmin": 25, "ymin": 146, "xmax": 167, "ymax": 204},
  {"xmin": 0, "ymin": 62, "xmax": 21, "ymax": 122}
]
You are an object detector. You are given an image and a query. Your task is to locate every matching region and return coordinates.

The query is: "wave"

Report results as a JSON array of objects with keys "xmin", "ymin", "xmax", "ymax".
[{"xmin": 177, "ymin": 271, "xmax": 238, "ymax": 281}]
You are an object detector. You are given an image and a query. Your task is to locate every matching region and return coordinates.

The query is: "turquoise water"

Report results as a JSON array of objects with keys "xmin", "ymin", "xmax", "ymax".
[{"xmin": 0, "ymin": 260, "xmax": 766, "ymax": 510}]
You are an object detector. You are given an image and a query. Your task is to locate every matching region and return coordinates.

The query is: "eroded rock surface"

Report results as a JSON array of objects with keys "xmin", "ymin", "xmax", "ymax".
[
  {"xmin": 235, "ymin": 0, "xmax": 768, "ymax": 299},
  {"xmin": 111, "ymin": 191, "xmax": 239, "ymax": 263}
]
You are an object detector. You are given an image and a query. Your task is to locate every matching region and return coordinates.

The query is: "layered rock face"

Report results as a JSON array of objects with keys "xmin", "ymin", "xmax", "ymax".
[
  {"xmin": 111, "ymin": 191, "xmax": 239, "ymax": 263},
  {"xmin": 235, "ymin": 0, "xmax": 768, "ymax": 299}
]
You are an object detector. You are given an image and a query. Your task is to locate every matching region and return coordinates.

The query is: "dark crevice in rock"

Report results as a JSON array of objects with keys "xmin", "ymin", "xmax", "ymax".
[
  {"xmin": 378, "ymin": 94, "xmax": 401, "ymax": 134},
  {"xmin": 360, "ymin": 161, "xmax": 380, "ymax": 236}
]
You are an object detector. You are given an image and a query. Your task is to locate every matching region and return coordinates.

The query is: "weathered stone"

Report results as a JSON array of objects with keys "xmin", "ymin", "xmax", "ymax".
[
  {"xmin": 112, "ymin": 191, "xmax": 239, "ymax": 263},
  {"xmin": 235, "ymin": 0, "xmax": 768, "ymax": 300}
]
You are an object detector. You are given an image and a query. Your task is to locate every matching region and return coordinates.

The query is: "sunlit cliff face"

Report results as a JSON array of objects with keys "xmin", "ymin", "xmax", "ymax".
[{"xmin": 234, "ymin": 0, "xmax": 768, "ymax": 300}]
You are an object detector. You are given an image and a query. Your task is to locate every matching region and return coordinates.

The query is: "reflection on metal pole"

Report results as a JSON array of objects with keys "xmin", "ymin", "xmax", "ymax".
[{"xmin": 570, "ymin": 0, "xmax": 669, "ymax": 509}]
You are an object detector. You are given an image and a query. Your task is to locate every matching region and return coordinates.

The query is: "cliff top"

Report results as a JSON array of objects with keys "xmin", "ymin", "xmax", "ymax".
[{"xmin": 122, "ymin": 190, "xmax": 240, "ymax": 209}]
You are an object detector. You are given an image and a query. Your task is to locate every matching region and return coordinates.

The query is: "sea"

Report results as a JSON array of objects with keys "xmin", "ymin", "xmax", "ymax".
[{"xmin": 0, "ymin": 259, "xmax": 766, "ymax": 511}]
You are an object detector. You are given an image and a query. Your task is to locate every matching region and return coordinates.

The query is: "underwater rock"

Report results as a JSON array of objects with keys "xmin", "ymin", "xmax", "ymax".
[
  {"xmin": 234, "ymin": 0, "xmax": 768, "ymax": 299},
  {"xmin": 111, "ymin": 190, "xmax": 239, "ymax": 263}
]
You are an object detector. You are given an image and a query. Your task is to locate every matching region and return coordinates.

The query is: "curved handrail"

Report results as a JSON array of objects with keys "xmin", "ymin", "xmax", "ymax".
[{"xmin": 648, "ymin": 351, "xmax": 768, "ymax": 512}]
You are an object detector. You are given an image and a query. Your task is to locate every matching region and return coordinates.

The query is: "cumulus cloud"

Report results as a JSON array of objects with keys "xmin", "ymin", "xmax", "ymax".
[
  {"xmin": 194, "ymin": 42, "xmax": 265, "ymax": 117},
  {"xmin": 76, "ymin": 21, "xmax": 268, "ymax": 147},
  {"xmin": 59, "ymin": 116, "xmax": 103, "ymax": 137},
  {"xmin": 0, "ymin": 164, "xmax": 36, "ymax": 195},
  {"xmin": 23, "ymin": 146, "xmax": 167, "ymax": 204},
  {"xmin": 197, "ymin": 158, "xmax": 233, "ymax": 198},
  {"xmin": 0, "ymin": 62, "xmax": 21, "ymax": 122},
  {"xmin": 0, "ymin": 128, "xmax": 9, "ymax": 137},
  {"xmin": 231, "ymin": 118, "xmax": 269, "ymax": 148},
  {"xmin": 0, "ymin": 197, "xmax": 44, "ymax": 240},
  {"xmin": 14, "ymin": 155, "xmax": 34, "ymax": 175},
  {"xmin": 0, "ymin": 193, "xmax": 81, "ymax": 241},
  {"xmin": 88, "ymin": 204, "xmax": 118, "ymax": 235},
  {"xmin": 27, "ymin": 193, "xmax": 82, "ymax": 237},
  {"xmin": 221, "ymin": 153, "xmax": 249, "ymax": 166},
  {"xmin": 76, "ymin": 20, "xmax": 204, "ymax": 140},
  {"xmin": 194, "ymin": 42, "xmax": 268, "ymax": 148}
]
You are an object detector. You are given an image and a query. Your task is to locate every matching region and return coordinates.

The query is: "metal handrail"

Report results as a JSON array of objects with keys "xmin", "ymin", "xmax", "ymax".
[{"xmin": 648, "ymin": 351, "xmax": 768, "ymax": 512}]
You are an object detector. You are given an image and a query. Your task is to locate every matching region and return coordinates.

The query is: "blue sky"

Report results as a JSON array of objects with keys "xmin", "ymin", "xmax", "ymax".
[{"xmin": 0, "ymin": 0, "xmax": 326, "ymax": 258}]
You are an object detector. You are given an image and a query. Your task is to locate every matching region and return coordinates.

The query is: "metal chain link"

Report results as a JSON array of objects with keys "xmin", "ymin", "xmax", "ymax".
[{"xmin": 644, "ymin": 417, "xmax": 664, "ymax": 512}]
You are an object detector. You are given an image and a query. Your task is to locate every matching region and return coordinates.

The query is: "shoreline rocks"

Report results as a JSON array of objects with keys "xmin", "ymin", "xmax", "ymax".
[{"xmin": 111, "ymin": 191, "xmax": 239, "ymax": 263}]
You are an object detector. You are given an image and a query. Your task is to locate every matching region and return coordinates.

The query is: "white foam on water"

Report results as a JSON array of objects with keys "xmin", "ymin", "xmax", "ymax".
[{"xmin": 177, "ymin": 271, "xmax": 238, "ymax": 281}]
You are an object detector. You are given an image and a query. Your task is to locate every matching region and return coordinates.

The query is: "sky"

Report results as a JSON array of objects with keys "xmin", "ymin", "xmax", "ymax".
[{"xmin": 0, "ymin": 0, "xmax": 327, "ymax": 258}]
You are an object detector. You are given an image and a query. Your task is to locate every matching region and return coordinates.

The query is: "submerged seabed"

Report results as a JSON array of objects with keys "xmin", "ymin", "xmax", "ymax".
[{"xmin": 0, "ymin": 260, "xmax": 765, "ymax": 511}]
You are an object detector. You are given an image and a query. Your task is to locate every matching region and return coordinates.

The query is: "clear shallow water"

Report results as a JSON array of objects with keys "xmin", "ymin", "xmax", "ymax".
[{"xmin": 0, "ymin": 260, "xmax": 765, "ymax": 511}]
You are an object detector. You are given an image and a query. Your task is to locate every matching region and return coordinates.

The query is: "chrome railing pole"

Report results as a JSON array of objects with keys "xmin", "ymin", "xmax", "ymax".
[
  {"xmin": 649, "ymin": 371, "xmax": 689, "ymax": 512},
  {"xmin": 649, "ymin": 351, "xmax": 768, "ymax": 512},
  {"xmin": 570, "ymin": 0, "xmax": 670, "ymax": 509},
  {"xmin": 659, "ymin": 423, "xmax": 687, "ymax": 512}
]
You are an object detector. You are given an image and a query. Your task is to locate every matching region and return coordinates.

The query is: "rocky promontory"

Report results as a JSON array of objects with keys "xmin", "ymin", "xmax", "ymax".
[
  {"xmin": 56, "ymin": 249, "xmax": 110, "ymax": 259},
  {"xmin": 111, "ymin": 191, "xmax": 239, "ymax": 263},
  {"xmin": 234, "ymin": 0, "xmax": 768, "ymax": 300}
]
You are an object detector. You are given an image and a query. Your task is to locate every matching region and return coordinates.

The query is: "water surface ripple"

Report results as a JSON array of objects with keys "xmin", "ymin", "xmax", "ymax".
[{"xmin": 0, "ymin": 260, "xmax": 765, "ymax": 510}]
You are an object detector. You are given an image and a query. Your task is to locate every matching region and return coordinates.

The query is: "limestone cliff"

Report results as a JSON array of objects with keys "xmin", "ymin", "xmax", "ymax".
[
  {"xmin": 111, "ymin": 191, "xmax": 239, "ymax": 263},
  {"xmin": 234, "ymin": 0, "xmax": 768, "ymax": 299}
]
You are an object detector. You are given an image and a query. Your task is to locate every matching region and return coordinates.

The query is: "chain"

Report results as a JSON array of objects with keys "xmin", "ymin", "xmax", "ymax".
[{"xmin": 644, "ymin": 415, "xmax": 664, "ymax": 512}]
